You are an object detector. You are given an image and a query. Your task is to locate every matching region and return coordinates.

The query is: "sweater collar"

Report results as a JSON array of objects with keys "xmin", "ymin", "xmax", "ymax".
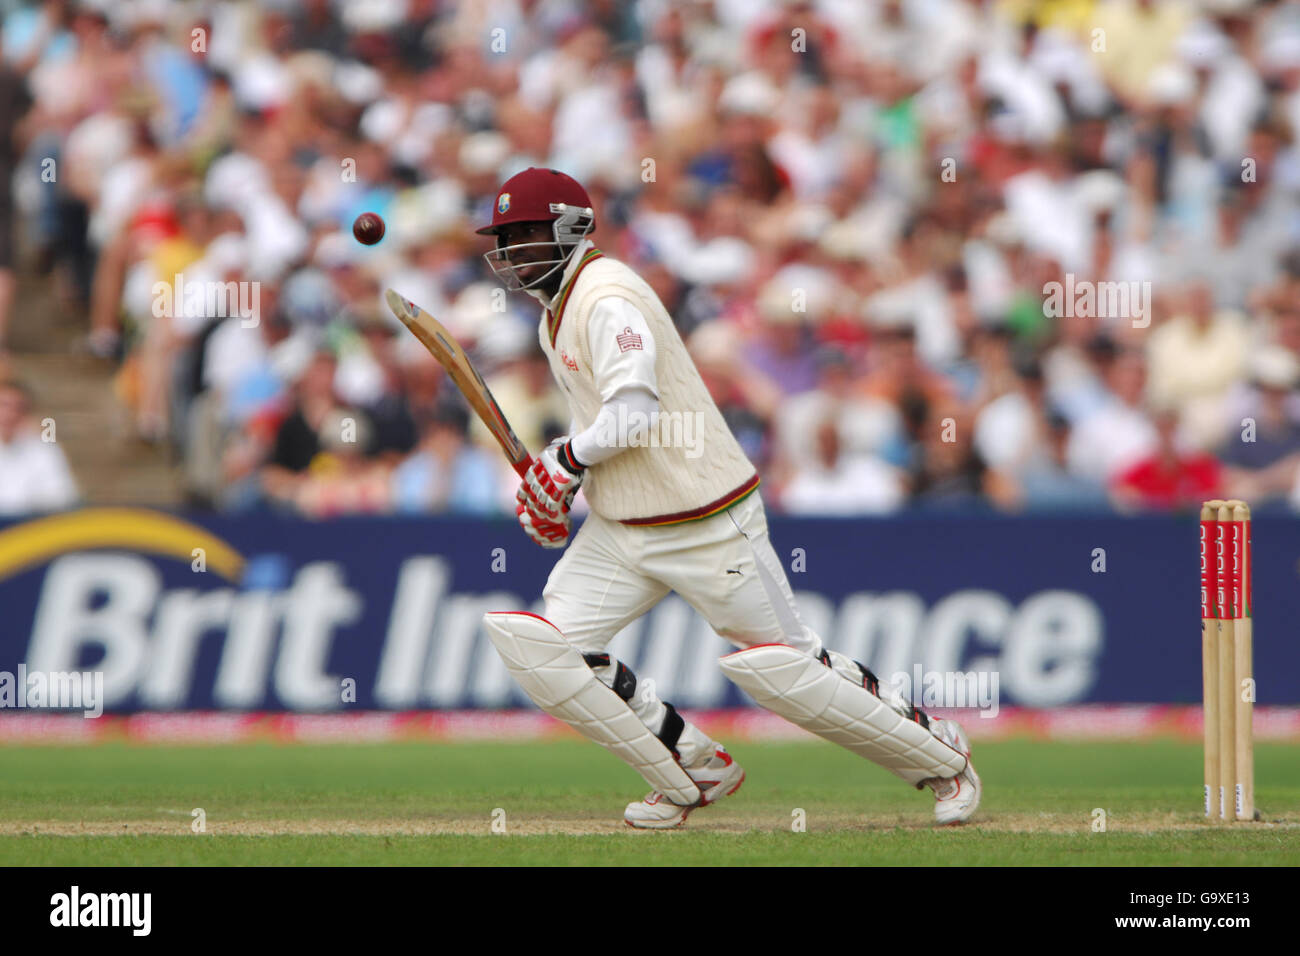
[{"xmin": 542, "ymin": 241, "xmax": 603, "ymax": 346}]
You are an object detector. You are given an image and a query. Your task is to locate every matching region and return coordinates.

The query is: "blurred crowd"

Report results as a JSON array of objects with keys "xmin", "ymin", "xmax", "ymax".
[{"xmin": 4, "ymin": 0, "xmax": 1300, "ymax": 517}]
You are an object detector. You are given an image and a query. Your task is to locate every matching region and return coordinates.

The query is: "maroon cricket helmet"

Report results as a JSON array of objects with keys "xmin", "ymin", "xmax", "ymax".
[{"xmin": 476, "ymin": 167, "xmax": 595, "ymax": 236}]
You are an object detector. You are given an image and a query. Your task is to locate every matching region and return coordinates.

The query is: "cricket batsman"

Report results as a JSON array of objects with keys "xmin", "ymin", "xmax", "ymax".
[{"xmin": 477, "ymin": 167, "xmax": 981, "ymax": 828}]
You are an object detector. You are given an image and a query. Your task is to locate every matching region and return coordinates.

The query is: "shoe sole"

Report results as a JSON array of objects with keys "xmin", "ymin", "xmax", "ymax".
[{"xmin": 625, "ymin": 816, "xmax": 686, "ymax": 830}]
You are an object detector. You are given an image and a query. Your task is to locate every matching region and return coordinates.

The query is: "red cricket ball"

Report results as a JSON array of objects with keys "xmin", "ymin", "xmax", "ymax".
[{"xmin": 352, "ymin": 212, "xmax": 385, "ymax": 245}]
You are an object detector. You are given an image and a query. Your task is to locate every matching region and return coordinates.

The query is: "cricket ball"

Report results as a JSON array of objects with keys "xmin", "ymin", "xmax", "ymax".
[{"xmin": 352, "ymin": 212, "xmax": 385, "ymax": 245}]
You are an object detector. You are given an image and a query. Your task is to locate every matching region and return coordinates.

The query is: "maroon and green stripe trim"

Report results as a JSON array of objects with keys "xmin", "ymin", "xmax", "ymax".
[
  {"xmin": 619, "ymin": 474, "xmax": 761, "ymax": 527},
  {"xmin": 546, "ymin": 249, "xmax": 604, "ymax": 346}
]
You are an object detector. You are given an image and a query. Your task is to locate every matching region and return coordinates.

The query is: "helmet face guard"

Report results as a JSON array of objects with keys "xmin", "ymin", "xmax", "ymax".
[{"xmin": 483, "ymin": 203, "xmax": 594, "ymax": 292}]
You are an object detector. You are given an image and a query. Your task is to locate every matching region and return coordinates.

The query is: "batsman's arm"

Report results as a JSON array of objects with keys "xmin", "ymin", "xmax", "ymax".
[{"xmin": 563, "ymin": 296, "xmax": 661, "ymax": 467}]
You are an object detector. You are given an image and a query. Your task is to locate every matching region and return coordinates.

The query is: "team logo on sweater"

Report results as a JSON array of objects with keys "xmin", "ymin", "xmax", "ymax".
[
  {"xmin": 616, "ymin": 327, "xmax": 643, "ymax": 352},
  {"xmin": 560, "ymin": 349, "xmax": 579, "ymax": 372}
]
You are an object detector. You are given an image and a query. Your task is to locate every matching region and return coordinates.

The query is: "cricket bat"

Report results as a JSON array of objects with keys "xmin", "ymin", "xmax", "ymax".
[{"xmin": 384, "ymin": 288, "xmax": 533, "ymax": 478}]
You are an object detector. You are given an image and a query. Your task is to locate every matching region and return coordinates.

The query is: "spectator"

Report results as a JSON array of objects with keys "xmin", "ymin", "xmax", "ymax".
[
  {"xmin": 1220, "ymin": 350, "xmax": 1300, "ymax": 470},
  {"xmin": 774, "ymin": 348, "xmax": 903, "ymax": 474},
  {"xmin": 0, "ymin": 58, "xmax": 32, "ymax": 351},
  {"xmin": 262, "ymin": 349, "xmax": 350, "ymax": 506},
  {"xmin": 1111, "ymin": 407, "xmax": 1222, "ymax": 511},
  {"xmin": 1067, "ymin": 347, "xmax": 1159, "ymax": 482},
  {"xmin": 1146, "ymin": 280, "xmax": 1249, "ymax": 450},
  {"xmin": 1005, "ymin": 410, "xmax": 1111, "ymax": 512},
  {"xmin": 782, "ymin": 415, "xmax": 905, "ymax": 515},
  {"xmin": 391, "ymin": 403, "xmax": 501, "ymax": 514},
  {"xmin": 1217, "ymin": 349, "xmax": 1300, "ymax": 507},
  {"xmin": 0, "ymin": 379, "xmax": 78, "ymax": 514},
  {"xmin": 293, "ymin": 407, "xmax": 389, "ymax": 518},
  {"xmin": 910, "ymin": 400, "xmax": 987, "ymax": 510}
]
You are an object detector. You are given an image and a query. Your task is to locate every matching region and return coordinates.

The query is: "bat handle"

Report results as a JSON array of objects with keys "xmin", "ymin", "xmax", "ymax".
[{"xmin": 512, "ymin": 455, "xmax": 534, "ymax": 480}]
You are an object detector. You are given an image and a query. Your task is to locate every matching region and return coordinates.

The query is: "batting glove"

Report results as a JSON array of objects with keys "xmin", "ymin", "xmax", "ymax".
[
  {"xmin": 521, "ymin": 439, "xmax": 584, "ymax": 521},
  {"xmin": 516, "ymin": 485, "xmax": 570, "ymax": 548}
]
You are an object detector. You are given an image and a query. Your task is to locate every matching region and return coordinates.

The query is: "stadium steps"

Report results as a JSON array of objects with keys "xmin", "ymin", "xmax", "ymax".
[{"xmin": 6, "ymin": 270, "xmax": 183, "ymax": 507}]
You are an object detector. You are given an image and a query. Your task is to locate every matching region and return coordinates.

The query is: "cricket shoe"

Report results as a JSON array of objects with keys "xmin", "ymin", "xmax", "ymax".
[
  {"xmin": 920, "ymin": 717, "xmax": 981, "ymax": 825},
  {"xmin": 624, "ymin": 747, "xmax": 745, "ymax": 829}
]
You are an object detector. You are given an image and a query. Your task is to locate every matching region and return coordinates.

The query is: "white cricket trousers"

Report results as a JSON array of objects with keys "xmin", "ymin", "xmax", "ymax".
[{"xmin": 542, "ymin": 492, "xmax": 822, "ymax": 768}]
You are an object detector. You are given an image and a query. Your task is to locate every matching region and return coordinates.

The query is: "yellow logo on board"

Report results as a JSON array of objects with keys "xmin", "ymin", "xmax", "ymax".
[{"xmin": 0, "ymin": 509, "xmax": 245, "ymax": 583}]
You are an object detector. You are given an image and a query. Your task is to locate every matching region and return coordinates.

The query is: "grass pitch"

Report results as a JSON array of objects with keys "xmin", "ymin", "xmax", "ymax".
[{"xmin": 1, "ymin": 738, "xmax": 1297, "ymax": 865}]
